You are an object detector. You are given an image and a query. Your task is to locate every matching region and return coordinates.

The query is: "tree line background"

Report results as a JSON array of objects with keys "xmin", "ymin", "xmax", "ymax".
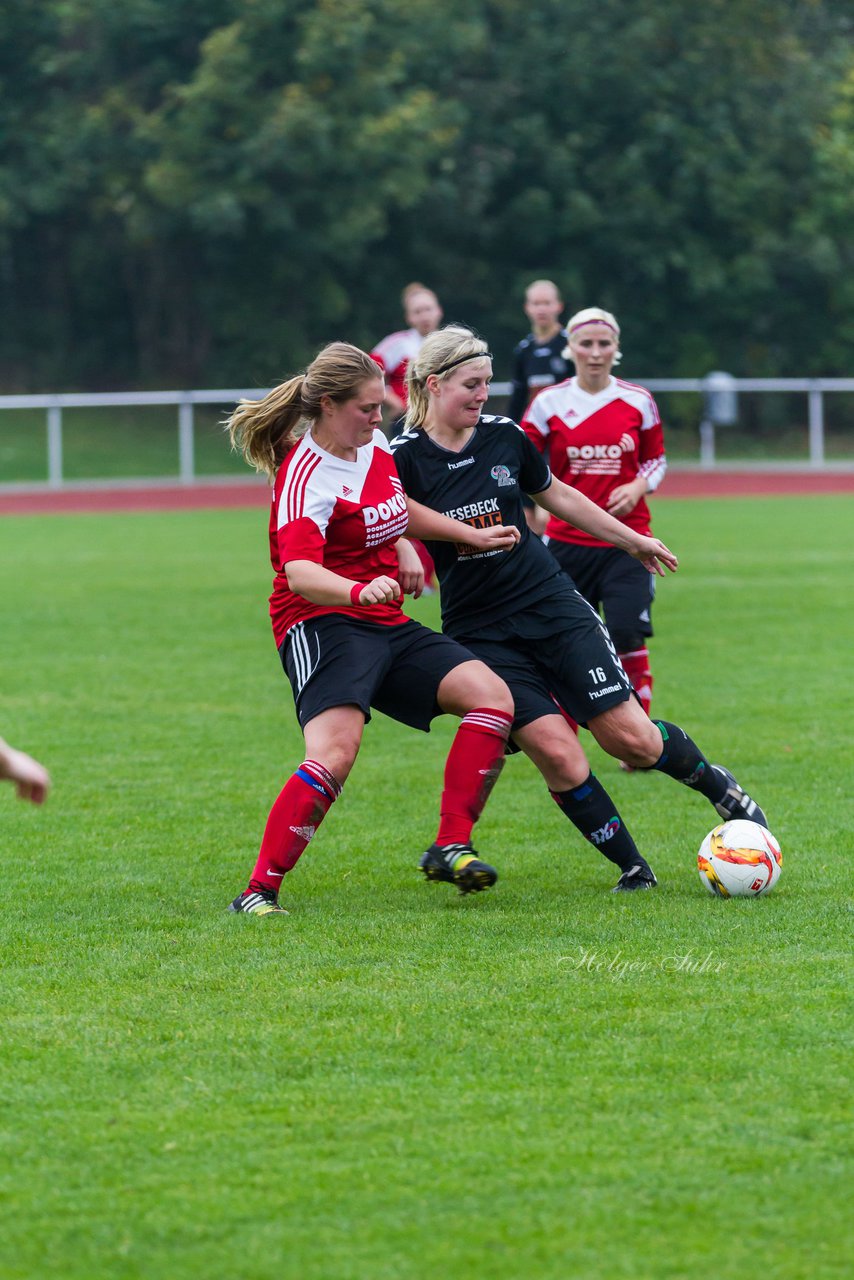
[{"xmin": 1, "ymin": 0, "xmax": 851, "ymax": 392}]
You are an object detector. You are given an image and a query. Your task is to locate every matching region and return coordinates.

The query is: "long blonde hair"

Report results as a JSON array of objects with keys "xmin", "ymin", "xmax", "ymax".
[
  {"xmin": 226, "ymin": 342, "xmax": 381, "ymax": 478},
  {"xmin": 405, "ymin": 326, "xmax": 491, "ymax": 429}
]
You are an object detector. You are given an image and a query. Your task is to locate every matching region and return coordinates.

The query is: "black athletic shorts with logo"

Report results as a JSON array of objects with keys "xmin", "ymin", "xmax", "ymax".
[
  {"xmin": 280, "ymin": 614, "xmax": 480, "ymax": 732},
  {"xmin": 454, "ymin": 585, "xmax": 633, "ymax": 731},
  {"xmin": 546, "ymin": 542, "xmax": 654, "ymax": 645}
]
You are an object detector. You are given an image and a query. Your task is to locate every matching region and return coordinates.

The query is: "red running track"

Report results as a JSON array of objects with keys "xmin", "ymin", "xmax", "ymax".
[
  {"xmin": 658, "ymin": 470, "xmax": 854, "ymax": 497},
  {"xmin": 0, "ymin": 470, "xmax": 853, "ymax": 516},
  {"xmin": 0, "ymin": 482, "xmax": 271, "ymax": 516}
]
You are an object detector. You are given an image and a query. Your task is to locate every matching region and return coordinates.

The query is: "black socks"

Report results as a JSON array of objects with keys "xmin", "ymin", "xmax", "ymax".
[
  {"xmin": 551, "ymin": 773, "xmax": 645, "ymax": 872},
  {"xmin": 651, "ymin": 720, "xmax": 726, "ymax": 804}
]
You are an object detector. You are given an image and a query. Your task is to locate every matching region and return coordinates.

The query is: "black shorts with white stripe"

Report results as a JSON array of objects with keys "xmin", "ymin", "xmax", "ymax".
[{"xmin": 280, "ymin": 614, "xmax": 480, "ymax": 732}]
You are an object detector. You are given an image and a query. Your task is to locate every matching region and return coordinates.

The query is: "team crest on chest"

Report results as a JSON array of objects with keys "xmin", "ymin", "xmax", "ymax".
[{"xmin": 490, "ymin": 464, "xmax": 515, "ymax": 487}]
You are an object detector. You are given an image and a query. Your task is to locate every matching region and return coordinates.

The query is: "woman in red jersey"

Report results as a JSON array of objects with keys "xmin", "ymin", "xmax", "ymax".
[
  {"xmin": 522, "ymin": 308, "xmax": 665, "ymax": 748},
  {"xmin": 370, "ymin": 282, "xmax": 443, "ymax": 422},
  {"xmin": 225, "ymin": 342, "xmax": 520, "ymax": 915},
  {"xmin": 370, "ymin": 282, "xmax": 444, "ymax": 588}
]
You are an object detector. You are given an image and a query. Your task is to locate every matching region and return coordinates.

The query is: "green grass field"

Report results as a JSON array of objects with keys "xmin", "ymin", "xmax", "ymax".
[{"xmin": 1, "ymin": 497, "xmax": 851, "ymax": 1279}]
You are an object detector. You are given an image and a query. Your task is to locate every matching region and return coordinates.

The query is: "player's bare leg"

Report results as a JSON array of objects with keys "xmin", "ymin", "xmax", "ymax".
[{"xmin": 587, "ymin": 700, "xmax": 767, "ymax": 826}]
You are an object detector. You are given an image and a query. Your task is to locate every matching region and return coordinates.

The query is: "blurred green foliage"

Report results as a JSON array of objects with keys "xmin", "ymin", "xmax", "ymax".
[{"xmin": 0, "ymin": 0, "xmax": 851, "ymax": 389}]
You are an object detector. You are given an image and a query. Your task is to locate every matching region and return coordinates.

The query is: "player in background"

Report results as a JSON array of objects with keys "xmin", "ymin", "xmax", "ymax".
[
  {"xmin": 370, "ymin": 282, "xmax": 443, "ymax": 425},
  {"xmin": 392, "ymin": 327, "xmax": 767, "ymax": 892},
  {"xmin": 507, "ymin": 280, "xmax": 570, "ymax": 425},
  {"xmin": 225, "ymin": 342, "xmax": 520, "ymax": 915},
  {"xmin": 0, "ymin": 736, "xmax": 50, "ymax": 803},
  {"xmin": 522, "ymin": 307, "xmax": 664, "ymax": 768},
  {"xmin": 507, "ymin": 279, "xmax": 571, "ymax": 535},
  {"xmin": 370, "ymin": 282, "xmax": 443, "ymax": 586}
]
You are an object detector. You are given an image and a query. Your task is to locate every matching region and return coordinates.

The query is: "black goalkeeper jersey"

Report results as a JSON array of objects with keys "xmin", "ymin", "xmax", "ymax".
[
  {"xmin": 392, "ymin": 414, "xmax": 569, "ymax": 636},
  {"xmin": 506, "ymin": 330, "xmax": 571, "ymax": 424}
]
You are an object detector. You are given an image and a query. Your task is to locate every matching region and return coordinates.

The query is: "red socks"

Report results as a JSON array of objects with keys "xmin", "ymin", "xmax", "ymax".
[
  {"xmin": 436, "ymin": 708, "xmax": 513, "ymax": 845},
  {"xmin": 619, "ymin": 647, "xmax": 653, "ymax": 717},
  {"xmin": 248, "ymin": 706, "xmax": 513, "ymax": 891},
  {"xmin": 248, "ymin": 759, "xmax": 341, "ymax": 893}
]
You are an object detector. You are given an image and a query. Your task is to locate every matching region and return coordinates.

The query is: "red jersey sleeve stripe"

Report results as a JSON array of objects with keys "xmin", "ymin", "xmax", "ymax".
[
  {"xmin": 615, "ymin": 378, "xmax": 661, "ymax": 424},
  {"xmin": 639, "ymin": 454, "xmax": 668, "ymax": 492},
  {"xmin": 283, "ymin": 449, "xmax": 322, "ymax": 526}
]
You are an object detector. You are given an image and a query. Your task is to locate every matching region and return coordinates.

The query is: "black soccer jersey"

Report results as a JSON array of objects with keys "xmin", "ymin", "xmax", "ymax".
[
  {"xmin": 391, "ymin": 415, "xmax": 567, "ymax": 636},
  {"xmin": 506, "ymin": 330, "xmax": 571, "ymax": 424}
]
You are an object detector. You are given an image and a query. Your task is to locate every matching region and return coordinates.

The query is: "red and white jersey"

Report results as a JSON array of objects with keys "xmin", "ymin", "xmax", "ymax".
[
  {"xmin": 522, "ymin": 375, "xmax": 667, "ymax": 547},
  {"xmin": 268, "ymin": 429, "xmax": 409, "ymax": 644},
  {"xmin": 370, "ymin": 328, "xmax": 423, "ymax": 405}
]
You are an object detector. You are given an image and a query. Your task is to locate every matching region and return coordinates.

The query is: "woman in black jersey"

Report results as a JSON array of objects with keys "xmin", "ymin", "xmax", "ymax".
[{"xmin": 391, "ymin": 327, "xmax": 768, "ymax": 891}]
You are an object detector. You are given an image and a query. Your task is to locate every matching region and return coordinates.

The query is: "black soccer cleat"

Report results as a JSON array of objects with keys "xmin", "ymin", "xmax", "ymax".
[
  {"xmin": 711, "ymin": 765, "xmax": 768, "ymax": 828},
  {"xmin": 419, "ymin": 842, "xmax": 498, "ymax": 895},
  {"xmin": 612, "ymin": 862, "xmax": 658, "ymax": 892},
  {"xmin": 228, "ymin": 884, "xmax": 289, "ymax": 916}
]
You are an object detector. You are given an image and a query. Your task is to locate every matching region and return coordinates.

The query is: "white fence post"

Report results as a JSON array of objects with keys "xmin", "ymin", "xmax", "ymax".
[
  {"xmin": 808, "ymin": 383, "xmax": 825, "ymax": 467},
  {"xmin": 699, "ymin": 420, "xmax": 715, "ymax": 467},
  {"xmin": 178, "ymin": 398, "xmax": 195, "ymax": 484},
  {"xmin": 47, "ymin": 402, "xmax": 63, "ymax": 488}
]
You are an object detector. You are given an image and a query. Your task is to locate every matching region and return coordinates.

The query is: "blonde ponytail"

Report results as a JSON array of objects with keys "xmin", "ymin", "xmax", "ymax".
[
  {"xmin": 226, "ymin": 376, "xmax": 307, "ymax": 479},
  {"xmin": 226, "ymin": 341, "xmax": 383, "ymax": 479}
]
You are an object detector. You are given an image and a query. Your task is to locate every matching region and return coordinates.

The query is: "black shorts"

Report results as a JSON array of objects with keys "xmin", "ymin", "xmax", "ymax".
[
  {"xmin": 280, "ymin": 615, "xmax": 478, "ymax": 732},
  {"xmin": 456, "ymin": 589, "xmax": 633, "ymax": 731},
  {"xmin": 547, "ymin": 542, "xmax": 654, "ymax": 644}
]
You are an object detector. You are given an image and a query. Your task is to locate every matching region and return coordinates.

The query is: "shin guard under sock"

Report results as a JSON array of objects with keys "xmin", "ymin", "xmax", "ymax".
[
  {"xmin": 651, "ymin": 720, "xmax": 726, "ymax": 803},
  {"xmin": 436, "ymin": 708, "xmax": 513, "ymax": 845},
  {"xmin": 249, "ymin": 759, "xmax": 342, "ymax": 893},
  {"xmin": 551, "ymin": 772, "xmax": 644, "ymax": 871}
]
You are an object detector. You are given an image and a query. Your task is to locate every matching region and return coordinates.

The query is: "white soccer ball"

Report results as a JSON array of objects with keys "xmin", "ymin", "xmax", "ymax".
[{"xmin": 697, "ymin": 819, "xmax": 782, "ymax": 897}]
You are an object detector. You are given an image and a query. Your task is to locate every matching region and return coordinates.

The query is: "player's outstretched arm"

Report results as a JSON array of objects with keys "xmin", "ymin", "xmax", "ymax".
[
  {"xmin": 404, "ymin": 498, "xmax": 520, "ymax": 551},
  {"xmin": 624, "ymin": 535, "xmax": 678, "ymax": 577},
  {"xmin": 532, "ymin": 480, "xmax": 677, "ymax": 575},
  {"xmin": 0, "ymin": 737, "xmax": 51, "ymax": 804}
]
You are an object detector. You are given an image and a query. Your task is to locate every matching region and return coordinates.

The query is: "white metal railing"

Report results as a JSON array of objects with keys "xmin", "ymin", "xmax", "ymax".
[
  {"xmin": 639, "ymin": 377, "xmax": 854, "ymax": 468},
  {"xmin": 0, "ymin": 388, "xmax": 264, "ymax": 489},
  {"xmin": 1, "ymin": 378, "xmax": 853, "ymax": 488}
]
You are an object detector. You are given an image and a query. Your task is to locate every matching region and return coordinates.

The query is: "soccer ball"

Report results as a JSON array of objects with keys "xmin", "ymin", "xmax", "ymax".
[{"xmin": 697, "ymin": 820, "xmax": 782, "ymax": 898}]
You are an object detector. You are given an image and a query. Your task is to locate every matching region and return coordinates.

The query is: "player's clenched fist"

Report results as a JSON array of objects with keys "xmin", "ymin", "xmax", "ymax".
[
  {"xmin": 357, "ymin": 576, "xmax": 402, "ymax": 606},
  {"xmin": 467, "ymin": 524, "xmax": 521, "ymax": 552}
]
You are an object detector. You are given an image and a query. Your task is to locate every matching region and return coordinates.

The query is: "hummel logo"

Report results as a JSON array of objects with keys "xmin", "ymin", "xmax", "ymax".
[{"xmin": 589, "ymin": 818, "xmax": 621, "ymax": 846}]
